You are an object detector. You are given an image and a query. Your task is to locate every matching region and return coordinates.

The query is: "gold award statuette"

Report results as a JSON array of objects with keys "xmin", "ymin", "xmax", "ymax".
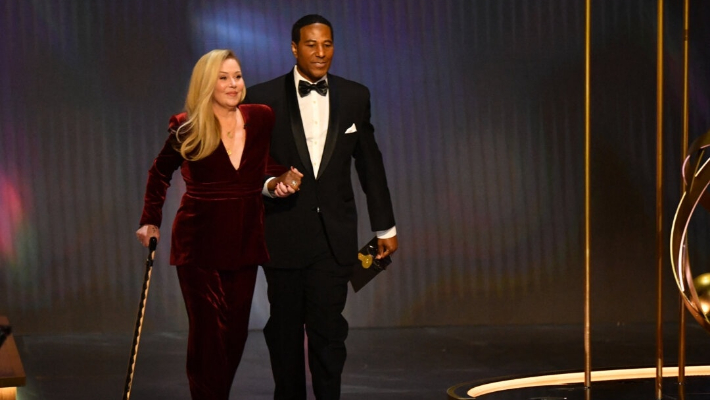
[{"xmin": 358, "ymin": 253, "xmax": 373, "ymax": 269}]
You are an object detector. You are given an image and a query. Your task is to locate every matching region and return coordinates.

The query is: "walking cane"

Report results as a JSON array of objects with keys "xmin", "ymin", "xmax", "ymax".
[{"xmin": 122, "ymin": 236, "xmax": 157, "ymax": 400}]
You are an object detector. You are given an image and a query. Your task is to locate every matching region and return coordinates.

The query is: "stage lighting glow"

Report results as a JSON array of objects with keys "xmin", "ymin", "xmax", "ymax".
[
  {"xmin": 0, "ymin": 174, "xmax": 24, "ymax": 264},
  {"xmin": 190, "ymin": 5, "xmax": 278, "ymax": 54}
]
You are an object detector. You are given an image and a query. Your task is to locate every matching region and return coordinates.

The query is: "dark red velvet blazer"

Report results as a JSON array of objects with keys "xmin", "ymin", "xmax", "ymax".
[{"xmin": 139, "ymin": 104, "xmax": 287, "ymax": 269}]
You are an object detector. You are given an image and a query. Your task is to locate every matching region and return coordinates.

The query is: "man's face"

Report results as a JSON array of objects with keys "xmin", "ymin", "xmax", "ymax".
[{"xmin": 292, "ymin": 23, "xmax": 333, "ymax": 83}]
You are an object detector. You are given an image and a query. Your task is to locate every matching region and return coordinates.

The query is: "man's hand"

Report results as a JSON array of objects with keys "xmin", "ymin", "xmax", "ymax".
[{"xmin": 376, "ymin": 236, "xmax": 398, "ymax": 259}]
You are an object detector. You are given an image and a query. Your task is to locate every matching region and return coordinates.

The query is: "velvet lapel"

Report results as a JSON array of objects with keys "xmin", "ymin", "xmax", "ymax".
[
  {"xmin": 317, "ymin": 76, "xmax": 339, "ymax": 180},
  {"xmin": 285, "ymin": 72, "xmax": 315, "ymax": 178}
]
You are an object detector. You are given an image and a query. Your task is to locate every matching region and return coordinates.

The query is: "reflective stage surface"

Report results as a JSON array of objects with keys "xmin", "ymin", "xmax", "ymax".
[
  {"xmin": 12, "ymin": 323, "xmax": 710, "ymax": 400},
  {"xmin": 460, "ymin": 378, "xmax": 710, "ymax": 400},
  {"xmin": 452, "ymin": 371, "xmax": 710, "ymax": 399}
]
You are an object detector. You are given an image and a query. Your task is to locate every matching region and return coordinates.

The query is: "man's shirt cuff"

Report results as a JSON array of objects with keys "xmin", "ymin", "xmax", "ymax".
[
  {"xmin": 376, "ymin": 226, "xmax": 397, "ymax": 239},
  {"xmin": 262, "ymin": 177, "xmax": 277, "ymax": 198}
]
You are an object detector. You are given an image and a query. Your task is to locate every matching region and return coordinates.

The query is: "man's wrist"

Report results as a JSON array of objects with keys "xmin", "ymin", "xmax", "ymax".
[{"xmin": 263, "ymin": 177, "xmax": 278, "ymax": 198}]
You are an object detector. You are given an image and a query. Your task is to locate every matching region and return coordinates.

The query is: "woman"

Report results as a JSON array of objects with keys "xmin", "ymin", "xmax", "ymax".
[{"xmin": 135, "ymin": 49, "xmax": 302, "ymax": 399}]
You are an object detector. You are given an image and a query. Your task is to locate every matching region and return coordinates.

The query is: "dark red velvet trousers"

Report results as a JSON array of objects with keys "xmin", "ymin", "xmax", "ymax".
[{"xmin": 176, "ymin": 265, "xmax": 258, "ymax": 400}]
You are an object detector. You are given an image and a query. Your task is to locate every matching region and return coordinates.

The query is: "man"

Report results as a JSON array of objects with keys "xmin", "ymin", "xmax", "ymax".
[{"xmin": 247, "ymin": 14, "xmax": 398, "ymax": 400}]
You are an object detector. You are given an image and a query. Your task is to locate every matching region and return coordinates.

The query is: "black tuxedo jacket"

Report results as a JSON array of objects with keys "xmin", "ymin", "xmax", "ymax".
[{"xmin": 246, "ymin": 70, "xmax": 396, "ymax": 268}]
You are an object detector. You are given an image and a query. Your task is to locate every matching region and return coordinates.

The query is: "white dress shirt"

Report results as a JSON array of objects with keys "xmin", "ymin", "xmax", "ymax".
[{"xmin": 293, "ymin": 67, "xmax": 330, "ymax": 177}]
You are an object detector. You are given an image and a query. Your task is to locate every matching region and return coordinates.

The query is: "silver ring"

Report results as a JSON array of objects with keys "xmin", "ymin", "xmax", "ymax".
[{"xmin": 291, "ymin": 180, "xmax": 297, "ymax": 186}]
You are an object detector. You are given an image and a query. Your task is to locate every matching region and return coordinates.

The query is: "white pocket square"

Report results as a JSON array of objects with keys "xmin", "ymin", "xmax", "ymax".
[{"xmin": 344, "ymin": 124, "xmax": 357, "ymax": 134}]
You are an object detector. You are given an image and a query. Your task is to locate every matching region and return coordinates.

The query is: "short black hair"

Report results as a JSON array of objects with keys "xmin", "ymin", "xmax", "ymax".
[{"xmin": 291, "ymin": 14, "xmax": 333, "ymax": 43}]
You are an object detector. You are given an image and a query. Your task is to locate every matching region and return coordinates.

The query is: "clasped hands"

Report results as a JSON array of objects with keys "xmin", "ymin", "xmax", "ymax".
[{"xmin": 268, "ymin": 167, "xmax": 304, "ymax": 198}]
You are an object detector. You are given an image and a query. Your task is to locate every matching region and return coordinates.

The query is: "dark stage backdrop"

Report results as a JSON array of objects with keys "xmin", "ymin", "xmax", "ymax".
[{"xmin": 1, "ymin": 0, "xmax": 709, "ymax": 334}]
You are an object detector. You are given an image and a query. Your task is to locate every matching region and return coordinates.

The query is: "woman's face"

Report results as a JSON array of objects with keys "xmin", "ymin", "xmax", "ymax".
[{"xmin": 212, "ymin": 58, "xmax": 244, "ymax": 111}]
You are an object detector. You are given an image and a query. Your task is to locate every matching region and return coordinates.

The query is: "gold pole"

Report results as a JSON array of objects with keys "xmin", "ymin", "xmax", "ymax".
[
  {"xmin": 655, "ymin": 0, "xmax": 665, "ymax": 398},
  {"xmin": 678, "ymin": 0, "xmax": 690, "ymax": 391},
  {"xmin": 584, "ymin": 0, "xmax": 592, "ymax": 390}
]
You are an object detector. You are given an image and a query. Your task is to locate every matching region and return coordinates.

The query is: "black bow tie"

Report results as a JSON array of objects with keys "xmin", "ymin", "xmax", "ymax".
[{"xmin": 298, "ymin": 80, "xmax": 329, "ymax": 97}]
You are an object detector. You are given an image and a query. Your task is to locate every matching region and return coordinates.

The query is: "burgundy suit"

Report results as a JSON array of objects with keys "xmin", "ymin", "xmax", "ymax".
[{"xmin": 138, "ymin": 104, "xmax": 286, "ymax": 400}]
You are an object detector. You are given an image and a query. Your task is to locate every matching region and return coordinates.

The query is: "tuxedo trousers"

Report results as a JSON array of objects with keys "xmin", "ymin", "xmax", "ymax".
[
  {"xmin": 177, "ymin": 264, "xmax": 258, "ymax": 400},
  {"xmin": 263, "ymin": 253, "xmax": 353, "ymax": 400}
]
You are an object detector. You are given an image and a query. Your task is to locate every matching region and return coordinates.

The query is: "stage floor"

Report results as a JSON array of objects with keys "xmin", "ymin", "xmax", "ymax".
[{"xmin": 11, "ymin": 322, "xmax": 710, "ymax": 399}]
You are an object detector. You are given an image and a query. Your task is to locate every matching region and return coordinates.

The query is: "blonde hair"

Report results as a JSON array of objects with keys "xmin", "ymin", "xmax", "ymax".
[{"xmin": 176, "ymin": 49, "xmax": 246, "ymax": 160}]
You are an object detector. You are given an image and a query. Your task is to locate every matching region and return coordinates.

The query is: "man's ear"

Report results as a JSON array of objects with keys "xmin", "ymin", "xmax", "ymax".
[{"xmin": 291, "ymin": 41, "xmax": 298, "ymax": 58}]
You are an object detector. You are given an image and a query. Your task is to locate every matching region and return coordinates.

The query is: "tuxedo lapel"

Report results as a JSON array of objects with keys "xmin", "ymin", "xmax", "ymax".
[
  {"xmin": 284, "ymin": 73, "xmax": 315, "ymax": 178},
  {"xmin": 317, "ymin": 76, "xmax": 340, "ymax": 180}
]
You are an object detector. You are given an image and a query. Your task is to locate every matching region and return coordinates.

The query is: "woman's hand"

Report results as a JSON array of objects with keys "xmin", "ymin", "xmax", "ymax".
[
  {"xmin": 270, "ymin": 167, "xmax": 304, "ymax": 198},
  {"xmin": 136, "ymin": 224, "xmax": 160, "ymax": 247}
]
